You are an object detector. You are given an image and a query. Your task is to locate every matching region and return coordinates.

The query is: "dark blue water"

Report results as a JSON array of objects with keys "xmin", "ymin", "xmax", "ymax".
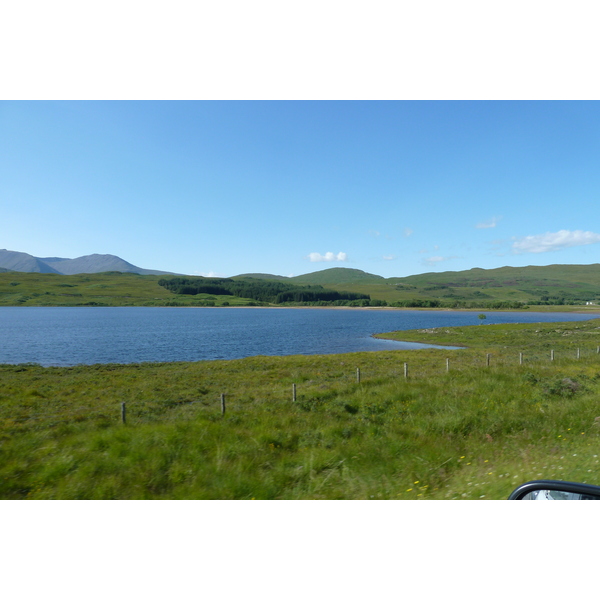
[{"xmin": 0, "ymin": 307, "xmax": 596, "ymax": 366}]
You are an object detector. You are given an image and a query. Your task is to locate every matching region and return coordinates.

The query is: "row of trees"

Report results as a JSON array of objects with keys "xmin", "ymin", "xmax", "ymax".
[
  {"xmin": 276, "ymin": 298, "xmax": 388, "ymax": 307},
  {"xmin": 159, "ymin": 278, "xmax": 573, "ymax": 309},
  {"xmin": 157, "ymin": 277, "xmax": 370, "ymax": 304},
  {"xmin": 275, "ymin": 290, "xmax": 370, "ymax": 303},
  {"xmin": 389, "ymin": 299, "xmax": 529, "ymax": 309},
  {"xmin": 527, "ymin": 298, "xmax": 593, "ymax": 306}
]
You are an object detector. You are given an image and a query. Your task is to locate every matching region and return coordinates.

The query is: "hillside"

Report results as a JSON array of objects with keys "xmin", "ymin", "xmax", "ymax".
[
  {"xmin": 390, "ymin": 263, "xmax": 600, "ymax": 288},
  {"xmin": 384, "ymin": 263, "xmax": 600, "ymax": 306},
  {"xmin": 289, "ymin": 267, "xmax": 385, "ymax": 285},
  {"xmin": 237, "ymin": 264, "xmax": 600, "ymax": 307},
  {"xmin": 233, "ymin": 273, "xmax": 290, "ymax": 281},
  {"xmin": 0, "ymin": 250, "xmax": 62, "ymax": 273},
  {"xmin": 2, "ymin": 263, "xmax": 600, "ymax": 309},
  {"xmin": 0, "ymin": 250, "xmax": 174, "ymax": 276},
  {"xmin": 0, "ymin": 272, "xmax": 264, "ymax": 307},
  {"xmin": 157, "ymin": 276, "xmax": 370, "ymax": 305}
]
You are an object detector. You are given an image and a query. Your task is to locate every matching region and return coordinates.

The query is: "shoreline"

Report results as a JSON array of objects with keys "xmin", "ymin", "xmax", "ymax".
[
  {"xmin": 2, "ymin": 308, "xmax": 597, "ymax": 367},
  {"xmin": 3, "ymin": 303, "xmax": 600, "ymax": 314},
  {"xmin": 220, "ymin": 305, "xmax": 600, "ymax": 314}
]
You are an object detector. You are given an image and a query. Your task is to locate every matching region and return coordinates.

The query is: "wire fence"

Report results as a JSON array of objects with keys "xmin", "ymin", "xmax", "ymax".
[{"xmin": 3, "ymin": 344, "xmax": 600, "ymax": 427}]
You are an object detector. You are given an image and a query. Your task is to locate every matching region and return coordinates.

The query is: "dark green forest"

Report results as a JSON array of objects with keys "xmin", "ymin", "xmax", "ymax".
[
  {"xmin": 389, "ymin": 299, "xmax": 528, "ymax": 309},
  {"xmin": 157, "ymin": 277, "xmax": 370, "ymax": 305}
]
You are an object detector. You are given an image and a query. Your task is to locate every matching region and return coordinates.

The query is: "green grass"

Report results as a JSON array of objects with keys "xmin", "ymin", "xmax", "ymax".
[
  {"xmin": 0, "ymin": 272, "xmax": 261, "ymax": 307},
  {"xmin": 242, "ymin": 264, "xmax": 600, "ymax": 307},
  {"xmin": 4, "ymin": 263, "xmax": 600, "ymax": 309},
  {"xmin": 381, "ymin": 263, "xmax": 600, "ymax": 305},
  {"xmin": 289, "ymin": 267, "xmax": 385, "ymax": 285},
  {"xmin": 3, "ymin": 318, "xmax": 600, "ymax": 499}
]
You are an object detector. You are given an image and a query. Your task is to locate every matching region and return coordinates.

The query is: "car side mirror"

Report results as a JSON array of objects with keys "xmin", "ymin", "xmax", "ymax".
[{"xmin": 508, "ymin": 479, "xmax": 600, "ymax": 500}]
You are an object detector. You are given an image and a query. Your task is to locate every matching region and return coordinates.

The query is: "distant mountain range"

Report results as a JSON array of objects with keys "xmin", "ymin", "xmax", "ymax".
[
  {"xmin": 2, "ymin": 249, "xmax": 600, "ymax": 307},
  {"xmin": 3, "ymin": 248, "xmax": 600, "ymax": 307},
  {"xmin": 0, "ymin": 249, "xmax": 174, "ymax": 276}
]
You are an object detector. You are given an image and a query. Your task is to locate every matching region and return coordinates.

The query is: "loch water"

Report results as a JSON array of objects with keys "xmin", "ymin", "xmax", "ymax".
[{"xmin": 0, "ymin": 307, "xmax": 596, "ymax": 366}]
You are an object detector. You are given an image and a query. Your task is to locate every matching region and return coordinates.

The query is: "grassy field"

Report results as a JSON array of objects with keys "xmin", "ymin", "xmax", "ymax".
[
  {"xmin": 4, "ymin": 263, "xmax": 600, "ymax": 309},
  {"xmin": 285, "ymin": 264, "xmax": 600, "ymax": 306},
  {"xmin": 3, "ymin": 317, "xmax": 600, "ymax": 499},
  {"xmin": 0, "ymin": 272, "xmax": 257, "ymax": 307}
]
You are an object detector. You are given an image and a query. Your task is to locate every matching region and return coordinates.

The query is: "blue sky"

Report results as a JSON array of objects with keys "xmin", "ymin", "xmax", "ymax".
[{"xmin": 2, "ymin": 100, "xmax": 600, "ymax": 278}]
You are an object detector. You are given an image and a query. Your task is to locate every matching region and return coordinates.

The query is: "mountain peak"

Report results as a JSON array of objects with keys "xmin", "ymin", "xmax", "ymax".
[
  {"xmin": 0, "ymin": 250, "xmax": 174, "ymax": 276},
  {"xmin": 290, "ymin": 267, "xmax": 385, "ymax": 285}
]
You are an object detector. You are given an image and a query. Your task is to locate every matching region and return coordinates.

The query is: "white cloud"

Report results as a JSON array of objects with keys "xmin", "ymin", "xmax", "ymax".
[
  {"xmin": 308, "ymin": 251, "xmax": 348, "ymax": 263},
  {"xmin": 425, "ymin": 256, "xmax": 446, "ymax": 265},
  {"xmin": 403, "ymin": 227, "xmax": 413, "ymax": 237},
  {"xmin": 368, "ymin": 230, "xmax": 381, "ymax": 238},
  {"xmin": 423, "ymin": 255, "xmax": 459, "ymax": 266},
  {"xmin": 476, "ymin": 216, "xmax": 502, "ymax": 229},
  {"xmin": 512, "ymin": 230, "xmax": 600, "ymax": 254},
  {"xmin": 383, "ymin": 254, "xmax": 396, "ymax": 261}
]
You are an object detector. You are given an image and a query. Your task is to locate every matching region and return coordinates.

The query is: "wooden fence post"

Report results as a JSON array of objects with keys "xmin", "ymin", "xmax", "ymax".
[
  {"xmin": 551, "ymin": 350, "xmax": 555, "ymax": 362},
  {"xmin": 404, "ymin": 363, "xmax": 408, "ymax": 379},
  {"xmin": 577, "ymin": 348, "xmax": 581, "ymax": 359},
  {"xmin": 121, "ymin": 402, "xmax": 126, "ymax": 425},
  {"xmin": 519, "ymin": 352, "xmax": 523, "ymax": 365},
  {"xmin": 486, "ymin": 353, "xmax": 491, "ymax": 367},
  {"xmin": 446, "ymin": 358, "xmax": 450, "ymax": 373},
  {"xmin": 292, "ymin": 383, "xmax": 297, "ymax": 402},
  {"xmin": 356, "ymin": 368, "xmax": 361, "ymax": 384},
  {"xmin": 221, "ymin": 393, "xmax": 226, "ymax": 416}
]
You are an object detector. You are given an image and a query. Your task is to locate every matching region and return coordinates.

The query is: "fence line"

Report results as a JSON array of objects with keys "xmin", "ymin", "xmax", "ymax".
[{"xmin": 5, "ymin": 346, "xmax": 599, "ymax": 425}]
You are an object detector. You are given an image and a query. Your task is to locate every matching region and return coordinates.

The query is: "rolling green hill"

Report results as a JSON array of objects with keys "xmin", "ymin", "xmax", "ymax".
[
  {"xmin": 382, "ymin": 263, "xmax": 600, "ymax": 306},
  {"xmin": 233, "ymin": 273, "xmax": 290, "ymax": 281},
  {"xmin": 289, "ymin": 268, "xmax": 385, "ymax": 285},
  {"xmin": 236, "ymin": 264, "xmax": 600, "ymax": 308},
  {"xmin": 2, "ymin": 264, "xmax": 600, "ymax": 308},
  {"xmin": 0, "ymin": 272, "xmax": 255, "ymax": 307},
  {"xmin": 0, "ymin": 271, "xmax": 371, "ymax": 307}
]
